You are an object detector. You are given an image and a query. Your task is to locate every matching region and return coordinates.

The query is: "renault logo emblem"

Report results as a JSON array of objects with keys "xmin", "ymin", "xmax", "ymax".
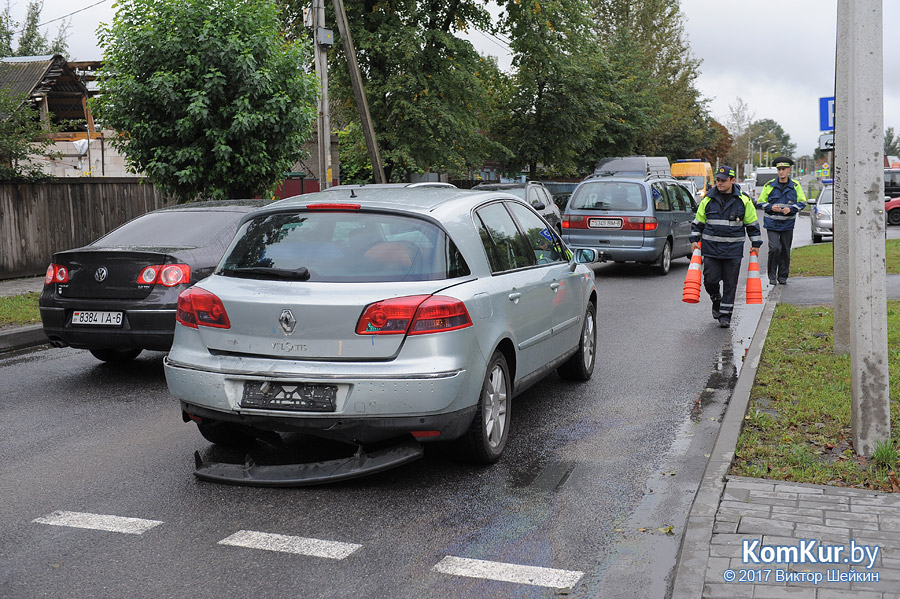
[
  {"xmin": 94, "ymin": 267, "xmax": 108, "ymax": 282},
  {"xmin": 279, "ymin": 309, "xmax": 296, "ymax": 334}
]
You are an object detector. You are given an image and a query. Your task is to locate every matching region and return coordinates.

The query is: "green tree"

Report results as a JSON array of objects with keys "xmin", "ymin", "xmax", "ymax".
[
  {"xmin": 885, "ymin": 127, "xmax": 900, "ymax": 156},
  {"xmin": 0, "ymin": 1, "xmax": 68, "ymax": 58},
  {"xmin": 496, "ymin": 0, "xmax": 613, "ymax": 179},
  {"xmin": 286, "ymin": 0, "xmax": 508, "ymax": 182},
  {"xmin": 95, "ymin": 0, "xmax": 317, "ymax": 202},
  {"xmin": 1, "ymin": 2, "xmax": 14, "ymax": 56},
  {"xmin": 0, "ymin": 85, "xmax": 61, "ymax": 180},
  {"xmin": 591, "ymin": 0, "xmax": 715, "ymax": 159},
  {"xmin": 746, "ymin": 119, "xmax": 797, "ymax": 165}
]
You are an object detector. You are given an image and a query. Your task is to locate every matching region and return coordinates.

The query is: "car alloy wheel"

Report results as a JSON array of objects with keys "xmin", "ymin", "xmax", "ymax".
[
  {"xmin": 558, "ymin": 302, "xmax": 596, "ymax": 381},
  {"xmin": 463, "ymin": 351, "xmax": 510, "ymax": 464},
  {"xmin": 655, "ymin": 240, "xmax": 672, "ymax": 275}
]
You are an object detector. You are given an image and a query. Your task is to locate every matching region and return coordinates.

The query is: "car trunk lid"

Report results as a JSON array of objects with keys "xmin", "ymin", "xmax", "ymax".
[
  {"xmin": 52, "ymin": 249, "xmax": 178, "ymax": 299},
  {"xmin": 195, "ymin": 277, "xmax": 458, "ymax": 360}
]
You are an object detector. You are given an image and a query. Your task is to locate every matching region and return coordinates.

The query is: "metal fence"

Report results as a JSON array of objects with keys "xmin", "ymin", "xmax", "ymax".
[{"xmin": 0, "ymin": 179, "xmax": 171, "ymax": 280}]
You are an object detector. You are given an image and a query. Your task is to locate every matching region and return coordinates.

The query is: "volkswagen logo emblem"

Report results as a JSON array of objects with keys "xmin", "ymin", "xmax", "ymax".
[
  {"xmin": 279, "ymin": 309, "xmax": 296, "ymax": 334},
  {"xmin": 94, "ymin": 267, "xmax": 108, "ymax": 282}
]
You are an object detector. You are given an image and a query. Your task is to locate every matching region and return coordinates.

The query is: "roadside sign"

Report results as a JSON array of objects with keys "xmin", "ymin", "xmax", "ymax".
[
  {"xmin": 819, "ymin": 133, "xmax": 834, "ymax": 151},
  {"xmin": 819, "ymin": 97, "xmax": 835, "ymax": 131}
]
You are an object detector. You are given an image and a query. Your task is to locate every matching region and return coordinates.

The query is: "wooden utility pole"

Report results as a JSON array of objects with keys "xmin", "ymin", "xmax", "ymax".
[
  {"xmin": 313, "ymin": 0, "xmax": 332, "ymax": 190},
  {"xmin": 332, "ymin": 0, "xmax": 386, "ymax": 183}
]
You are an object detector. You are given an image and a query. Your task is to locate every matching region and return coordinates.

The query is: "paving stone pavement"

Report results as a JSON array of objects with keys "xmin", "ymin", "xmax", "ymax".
[{"xmin": 672, "ymin": 280, "xmax": 900, "ymax": 599}]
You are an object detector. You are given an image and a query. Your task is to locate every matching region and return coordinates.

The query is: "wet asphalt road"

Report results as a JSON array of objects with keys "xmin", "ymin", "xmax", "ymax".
[{"xmin": 0, "ymin": 229, "xmax": 785, "ymax": 598}]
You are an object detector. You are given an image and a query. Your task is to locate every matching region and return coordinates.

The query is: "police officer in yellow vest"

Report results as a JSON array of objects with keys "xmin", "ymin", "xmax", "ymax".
[
  {"xmin": 690, "ymin": 166, "xmax": 763, "ymax": 328},
  {"xmin": 756, "ymin": 157, "xmax": 807, "ymax": 285}
]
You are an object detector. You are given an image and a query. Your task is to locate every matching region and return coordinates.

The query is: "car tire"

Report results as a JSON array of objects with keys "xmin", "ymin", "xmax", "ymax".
[
  {"xmin": 889, "ymin": 209, "xmax": 900, "ymax": 226},
  {"xmin": 558, "ymin": 302, "xmax": 596, "ymax": 382},
  {"xmin": 462, "ymin": 351, "xmax": 510, "ymax": 464},
  {"xmin": 812, "ymin": 233, "xmax": 822, "ymax": 243},
  {"xmin": 654, "ymin": 240, "xmax": 672, "ymax": 275},
  {"xmin": 196, "ymin": 420, "xmax": 256, "ymax": 448},
  {"xmin": 89, "ymin": 348, "xmax": 142, "ymax": 362}
]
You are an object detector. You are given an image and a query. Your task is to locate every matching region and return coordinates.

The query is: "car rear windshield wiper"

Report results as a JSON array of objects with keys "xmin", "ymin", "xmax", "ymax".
[{"xmin": 220, "ymin": 266, "xmax": 311, "ymax": 281}]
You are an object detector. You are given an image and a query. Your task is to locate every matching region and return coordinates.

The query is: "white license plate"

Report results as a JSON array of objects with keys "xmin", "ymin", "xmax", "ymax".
[
  {"xmin": 72, "ymin": 310, "xmax": 123, "ymax": 326},
  {"xmin": 589, "ymin": 218, "xmax": 623, "ymax": 229}
]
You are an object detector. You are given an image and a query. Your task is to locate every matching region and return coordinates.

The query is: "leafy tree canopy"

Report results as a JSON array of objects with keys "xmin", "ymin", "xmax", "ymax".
[
  {"xmin": 95, "ymin": 0, "xmax": 317, "ymax": 202},
  {"xmin": 495, "ymin": 0, "xmax": 613, "ymax": 179},
  {"xmin": 0, "ymin": 1, "xmax": 69, "ymax": 58},
  {"xmin": 746, "ymin": 118, "xmax": 797, "ymax": 165},
  {"xmin": 0, "ymin": 85, "xmax": 61, "ymax": 180},
  {"xmin": 886, "ymin": 127, "xmax": 900, "ymax": 156}
]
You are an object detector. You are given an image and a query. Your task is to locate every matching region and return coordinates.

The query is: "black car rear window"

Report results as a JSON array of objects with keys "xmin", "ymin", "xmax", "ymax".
[
  {"xmin": 219, "ymin": 211, "xmax": 470, "ymax": 282},
  {"xmin": 569, "ymin": 182, "xmax": 647, "ymax": 211},
  {"xmin": 94, "ymin": 210, "xmax": 244, "ymax": 247}
]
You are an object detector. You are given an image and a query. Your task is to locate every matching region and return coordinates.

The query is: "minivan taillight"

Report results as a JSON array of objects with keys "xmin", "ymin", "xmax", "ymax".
[
  {"xmin": 45, "ymin": 263, "xmax": 69, "ymax": 285},
  {"xmin": 176, "ymin": 287, "xmax": 230, "ymax": 329},
  {"xmin": 356, "ymin": 295, "xmax": 472, "ymax": 336},
  {"xmin": 621, "ymin": 216, "xmax": 658, "ymax": 231},
  {"xmin": 562, "ymin": 215, "xmax": 588, "ymax": 229}
]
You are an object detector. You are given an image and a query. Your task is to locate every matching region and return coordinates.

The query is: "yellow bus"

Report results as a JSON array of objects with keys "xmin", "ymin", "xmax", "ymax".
[{"xmin": 671, "ymin": 159, "xmax": 714, "ymax": 200}]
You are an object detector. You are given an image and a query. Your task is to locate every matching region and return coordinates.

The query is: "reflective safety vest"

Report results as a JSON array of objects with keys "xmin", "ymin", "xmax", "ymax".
[
  {"xmin": 757, "ymin": 178, "xmax": 807, "ymax": 231},
  {"xmin": 691, "ymin": 186, "xmax": 763, "ymax": 259}
]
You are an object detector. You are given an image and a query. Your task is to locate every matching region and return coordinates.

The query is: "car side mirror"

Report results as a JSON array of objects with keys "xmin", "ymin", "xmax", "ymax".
[
  {"xmin": 808, "ymin": 197, "xmax": 817, "ymax": 205},
  {"xmin": 572, "ymin": 248, "xmax": 603, "ymax": 264},
  {"xmin": 532, "ymin": 201, "xmax": 546, "ymax": 211}
]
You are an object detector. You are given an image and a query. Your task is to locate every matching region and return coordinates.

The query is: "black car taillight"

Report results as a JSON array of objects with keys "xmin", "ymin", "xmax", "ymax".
[
  {"xmin": 138, "ymin": 264, "xmax": 191, "ymax": 286},
  {"xmin": 45, "ymin": 263, "xmax": 69, "ymax": 285}
]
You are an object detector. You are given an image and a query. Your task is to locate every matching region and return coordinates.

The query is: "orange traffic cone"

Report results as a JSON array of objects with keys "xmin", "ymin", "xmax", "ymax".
[
  {"xmin": 682, "ymin": 245, "xmax": 702, "ymax": 303},
  {"xmin": 746, "ymin": 249, "xmax": 763, "ymax": 304}
]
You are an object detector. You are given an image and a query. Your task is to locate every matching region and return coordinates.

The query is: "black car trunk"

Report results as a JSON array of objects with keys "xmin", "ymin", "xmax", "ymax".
[{"xmin": 54, "ymin": 249, "xmax": 177, "ymax": 299}]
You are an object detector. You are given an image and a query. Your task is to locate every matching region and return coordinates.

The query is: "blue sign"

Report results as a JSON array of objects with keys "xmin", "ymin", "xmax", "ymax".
[{"xmin": 819, "ymin": 97, "xmax": 835, "ymax": 132}]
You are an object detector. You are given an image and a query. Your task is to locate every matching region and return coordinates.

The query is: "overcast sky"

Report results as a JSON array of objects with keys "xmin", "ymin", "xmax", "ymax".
[{"xmin": 9, "ymin": 0, "xmax": 899, "ymax": 158}]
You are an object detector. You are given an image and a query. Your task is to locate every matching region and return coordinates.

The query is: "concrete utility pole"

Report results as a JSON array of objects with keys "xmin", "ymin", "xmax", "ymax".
[
  {"xmin": 332, "ymin": 0, "xmax": 386, "ymax": 183},
  {"xmin": 313, "ymin": 0, "xmax": 332, "ymax": 190},
  {"xmin": 833, "ymin": 0, "xmax": 890, "ymax": 456}
]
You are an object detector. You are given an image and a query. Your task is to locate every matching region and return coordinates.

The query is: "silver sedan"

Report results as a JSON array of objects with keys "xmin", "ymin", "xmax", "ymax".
[
  {"xmin": 810, "ymin": 184, "xmax": 833, "ymax": 243},
  {"xmin": 164, "ymin": 187, "xmax": 600, "ymax": 480}
]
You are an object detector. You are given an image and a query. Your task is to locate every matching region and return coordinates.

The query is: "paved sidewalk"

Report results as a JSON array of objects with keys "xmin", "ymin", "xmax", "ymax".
[{"xmin": 671, "ymin": 281, "xmax": 900, "ymax": 599}]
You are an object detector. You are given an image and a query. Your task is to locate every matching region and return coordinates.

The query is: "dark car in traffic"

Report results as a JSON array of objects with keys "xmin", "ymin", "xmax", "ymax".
[
  {"xmin": 40, "ymin": 200, "xmax": 270, "ymax": 362},
  {"xmin": 471, "ymin": 182, "xmax": 562, "ymax": 231}
]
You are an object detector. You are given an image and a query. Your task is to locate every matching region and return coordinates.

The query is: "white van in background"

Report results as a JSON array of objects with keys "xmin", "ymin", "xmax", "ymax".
[{"xmin": 751, "ymin": 167, "xmax": 778, "ymax": 200}]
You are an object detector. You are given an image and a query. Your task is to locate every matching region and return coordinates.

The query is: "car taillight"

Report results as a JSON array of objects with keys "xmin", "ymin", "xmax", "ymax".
[
  {"xmin": 176, "ymin": 287, "xmax": 230, "ymax": 329},
  {"xmin": 356, "ymin": 295, "xmax": 473, "ymax": 336},
  {"xmin": 45, "ymin": 263, "xmax": 69, "ymax": 284},
  {"xmin": 137, "ymin": 264, "xmax": 191, "ymax": 286},
  {"xmin": 562, "ymin": 215, "xmax": 588, "ymax": 229},
  {"xmin": 621, "ymin": 216, "xmax": 658, "ymax": 231},
  {"xmin": 306, "ymin": 203, "xmax": 361, "ymax": 210}
]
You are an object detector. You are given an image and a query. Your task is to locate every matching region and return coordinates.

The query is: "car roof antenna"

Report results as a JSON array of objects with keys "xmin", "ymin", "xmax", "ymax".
[{"xmin": 350, "ymin": 189, "xmax": 357, "ymax": 198}]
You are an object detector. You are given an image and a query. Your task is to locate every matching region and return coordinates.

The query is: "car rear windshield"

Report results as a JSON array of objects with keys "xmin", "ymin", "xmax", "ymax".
[
  {"xmin": 94, "ymin": 210, "xmax": 244, "ymax": 247},
  {"xmin": 568, "ymin": 181, "xmax": 647, "ymax": 211},
  {"xmin": 218, "ymin": 210, "xmax": 471, "ymax": 282},
  {"xmin": 818, "ymin": 187, "xmax": 833, "ymax": 205}
]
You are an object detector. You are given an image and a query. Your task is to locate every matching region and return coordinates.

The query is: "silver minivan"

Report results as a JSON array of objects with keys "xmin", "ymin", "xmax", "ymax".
[{"xmin": 561, "ymin": 175, "xmax": 698, "ymax": 275}]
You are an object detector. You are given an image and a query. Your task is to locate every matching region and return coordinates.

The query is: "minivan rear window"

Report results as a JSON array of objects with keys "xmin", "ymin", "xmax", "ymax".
[
  {"xmin": 219, "ymin": 211, "xmax": 470, "ymax": 282},
  {"xmin": 568, "ymin": 182, "xmax": 647, "ymax": 211}
]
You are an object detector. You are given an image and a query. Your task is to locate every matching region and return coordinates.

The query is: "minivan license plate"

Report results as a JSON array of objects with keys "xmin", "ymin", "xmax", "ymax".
[
  {"xmin": 589, "ymin": 218, "xmax": 622, "ymax": 229},
  {"xmin": 72, "ymin": 310, "xmax": 123, "ymax": 326}
]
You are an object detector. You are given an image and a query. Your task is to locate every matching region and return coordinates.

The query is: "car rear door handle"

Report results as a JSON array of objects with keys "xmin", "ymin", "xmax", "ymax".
[
  {"xmin": 550, "ymin": 282, "xmax": 560, "ymax": 291},
  {"xmin": 508, "ymin": 292, "xmax": 522, "ymax": 303}
]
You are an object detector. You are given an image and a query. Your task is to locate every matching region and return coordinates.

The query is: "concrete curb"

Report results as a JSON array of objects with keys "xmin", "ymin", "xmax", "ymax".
[
  {"xmin": 669, "ymin": 287, "xmax": 782, "ymax": 599},
  {"xmin": 0, "ymin": 324, "xmax": 48, "ymax": 354}
]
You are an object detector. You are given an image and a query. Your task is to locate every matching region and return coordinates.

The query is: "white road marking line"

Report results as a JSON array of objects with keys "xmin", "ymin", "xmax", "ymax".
[
  {"xmin": 218, "ymin": 530, "xmax": 361, "ymax": 560},
  {"xmin": 32, "ymin": 511, "xmax": 163, "ymax": 535},
  {"xmin": 432, "ymin": 555, "xmax": 584, "ymax": 588}
]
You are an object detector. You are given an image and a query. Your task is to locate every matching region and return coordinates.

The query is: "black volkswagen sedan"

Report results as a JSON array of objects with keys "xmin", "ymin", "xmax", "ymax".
[{"xmin": 40, "ymin": 200, "xmax": 270, "ymax": 362}]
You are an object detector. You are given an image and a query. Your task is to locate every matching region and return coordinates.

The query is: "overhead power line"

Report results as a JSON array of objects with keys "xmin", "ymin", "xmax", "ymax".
[{"xmin": 38, "ymin": 0, "xmax": 111, "ymax": 28}]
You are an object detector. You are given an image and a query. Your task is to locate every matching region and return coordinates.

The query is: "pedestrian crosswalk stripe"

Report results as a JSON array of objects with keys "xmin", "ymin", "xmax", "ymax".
[
  {"xmin": 218, "ymin": 530, "xmax": 361, "ymax": 559},
  {"xmin": 32, "ymin": 511, "xmax": 163, "ymax": 535},
  {"xmin": 432, "ymin": 556, "xmax": 584, "ymax": 588}
]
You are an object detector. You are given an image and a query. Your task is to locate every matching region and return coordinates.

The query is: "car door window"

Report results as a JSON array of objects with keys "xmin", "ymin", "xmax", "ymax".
[
  {"xmin": 669, "ymin": 183, "xmax": 690, "ymax": 212},
  {"xmin": 506, "ymin": 201, "xmax": 565, "ymax": 264},
  {"xmin": 475, "ymin": 202, "xmax": 538, "ymax": 273},
  {"xmin": 651, "ymin": 182, "xmax": 671, "ymax": 211}
]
